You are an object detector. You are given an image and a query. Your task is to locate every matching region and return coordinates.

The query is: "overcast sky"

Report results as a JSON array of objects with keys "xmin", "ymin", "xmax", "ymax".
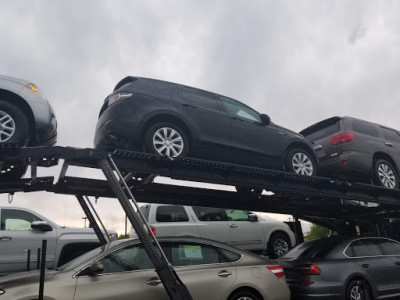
[{"xmin": 1, "ymin": 0, "xmax": 400, "ymax": 234}]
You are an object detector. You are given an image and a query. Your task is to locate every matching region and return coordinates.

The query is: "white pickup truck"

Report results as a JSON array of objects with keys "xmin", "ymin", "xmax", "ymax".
[
  {"xmin": 0, "ymin": 206, "xmax": 117, "ymax": 275},
  {"xmin": 130, "ymin": 204, "xmax": 296, "ymax": 258}
]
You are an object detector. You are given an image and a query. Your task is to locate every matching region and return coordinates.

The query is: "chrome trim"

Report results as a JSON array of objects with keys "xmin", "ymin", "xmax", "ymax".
[{"xmin": 342, "ymin": 237, "xmax": 400, "ymax": 259}]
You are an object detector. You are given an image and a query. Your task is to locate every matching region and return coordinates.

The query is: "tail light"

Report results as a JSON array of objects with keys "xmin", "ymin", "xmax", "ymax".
[
  {"xmin": 296, "ymin": 264, "xmax": 321, "ymax": 275},
  {"xmin": 330, "ymin": 133, "xmax": 354, "ymax": 145},
  {"xmin": 267, "ymin": 266, "xmax": 285, "ymax": 279},
  {"xmin": 108, "ymin": 92, "xmax": 134, "ymax": 106},
  {"xmin": 147, "ymin": 226, "xmax": 156, "ymax": 236}
]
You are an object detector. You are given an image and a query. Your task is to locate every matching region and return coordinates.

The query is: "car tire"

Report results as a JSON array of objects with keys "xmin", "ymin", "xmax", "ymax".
[
  {"xmin": 346, "ymin": 279, "xmax": 372, "ymax": 300},
  {"xmin": 285, "ymin": 148, "xmax": 316, "ymax": 176},
  {"xmin": 145, "ymin": 122, "xmax": 189, "ymax": 158},
  {"xmin": 268, "ymin": 233, "xmax": 290, "ymax": 258},
  {"xmin": 0, "ymin": 100, "xmax": 30, "ymax": 145},
  {"xmin": 373, "ymin": 159, "xmax": 399, "ymax": 189},
  {"xmin": 228, "ymin": 289, "xmax": 261, "ymax": 300}
]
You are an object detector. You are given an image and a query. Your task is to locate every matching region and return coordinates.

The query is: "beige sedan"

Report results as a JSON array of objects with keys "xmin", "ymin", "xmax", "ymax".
[{"xmin": 0, "ymin": 237, "xmax": 290, "ymax": 300}]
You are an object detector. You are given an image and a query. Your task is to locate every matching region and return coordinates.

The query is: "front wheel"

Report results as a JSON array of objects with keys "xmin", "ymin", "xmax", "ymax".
[
  {"xmin": 373, "ymin": 159, "xmax": 399, "ymax": 189},
  {"xmin": 0, "ymin": 100, "xmax": 29, "ymax": 145},
  {"xmin": 346, "ymin": 279, "xmax": 372, "ymax": 300},
  {"xmin": 285, "ymin": 148, "xmax": 316, "ymax": 176},
  {"xmin": 144, "ymin": 122, "xmax": 189, "ymax": 158}
]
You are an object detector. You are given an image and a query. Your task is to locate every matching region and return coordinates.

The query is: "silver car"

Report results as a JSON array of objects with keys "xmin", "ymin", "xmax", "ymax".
[
  {"xmin": 0, "ymin": 237, "xmax": 290, "ymax": 300},
  {"xmin": 0, "ymin": 74, "xmax": 57, "ymax": 179}
]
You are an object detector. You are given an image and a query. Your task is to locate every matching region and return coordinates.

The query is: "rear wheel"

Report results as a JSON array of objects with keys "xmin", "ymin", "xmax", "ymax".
[
  {"xmin": 228, "ymin": 290, "xmax": 261, "ymax": 300},
  {"xmin": 144, "ymin": 122, "xmax": 188, "ymax": 158},
  {"xmin": 346, "ymin": 279, "xmax": 372, "ymax": 300},
  {"xmin": 268, "ymin": 233, "xmax": 290, "ymax": 258},
  {"xmin": 285, "ymin": 148, "xmax": 316, "ymax": 176},
  {"xmin": 373, "ymin": 159, "xmax": 399, "ymax": 189}
]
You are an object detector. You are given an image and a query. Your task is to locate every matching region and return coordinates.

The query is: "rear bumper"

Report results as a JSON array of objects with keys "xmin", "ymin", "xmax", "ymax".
[{"xmin": 316, "ymin": 151, "xmax": 372, "ymax": 179}]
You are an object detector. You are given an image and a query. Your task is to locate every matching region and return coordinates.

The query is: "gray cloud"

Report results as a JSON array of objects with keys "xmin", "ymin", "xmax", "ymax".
[{"xmin": 1, "ymin": 0, "xmax": 400, "ymax": 233}]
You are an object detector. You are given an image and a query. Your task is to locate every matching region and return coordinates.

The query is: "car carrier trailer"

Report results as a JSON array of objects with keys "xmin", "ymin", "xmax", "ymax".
[{"xmin": 1, "ymin": 144, "xmax": 400, "ymax": 299}]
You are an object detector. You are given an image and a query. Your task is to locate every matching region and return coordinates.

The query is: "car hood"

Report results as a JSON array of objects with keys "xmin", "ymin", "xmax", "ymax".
[
  {"xmin": 0, "ymin": 74, "xmax": 31, "ymax": 86},
  {"xmin": 0, "ymin": 270, "xmax": 58, "ymax": 287},
  {"xmin": 272, "ymin": 123, "xmax": 307, "ymax": 139}
]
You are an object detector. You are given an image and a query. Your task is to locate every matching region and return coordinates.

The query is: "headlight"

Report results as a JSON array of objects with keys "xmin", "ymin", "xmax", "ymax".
[{"xmin": 0, "ymin": 289, "xmax": 5, "ymax": 295}]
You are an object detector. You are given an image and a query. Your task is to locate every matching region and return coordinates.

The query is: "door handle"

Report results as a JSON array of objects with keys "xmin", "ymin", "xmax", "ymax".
[
  {"xmin": 146, "ymin": 277, "xmax": 162, "ymax": 286},
  {"xmin": 361, "ymin": 264, "xmax": 369, "ymax": 268},
  {"xmin": 395, "ymin": 262, "xmax": 400, "ymax": 266},
  {"xmin": 0, "ymin": 236, "xmax": 12, "ymax": 241},
  {"xmin": 231, "ymin": 117, "xmax": 243, "ymax": 121},
  {"xmin": 385, "ymin": 142, "xmax": 394, "ymax": 147},
  {"xmin": 230, "ymin": 224, "xmax": 238, "ymax": 228},
  {"xmin": 217, "ymin": 270, "xmax": 232, "ymax": 277}
]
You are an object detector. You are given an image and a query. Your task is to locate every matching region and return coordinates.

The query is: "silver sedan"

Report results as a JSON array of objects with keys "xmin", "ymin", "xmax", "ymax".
[{"xmin": 0, "ymin": 237, "xmax": 290, "ymax": 300}]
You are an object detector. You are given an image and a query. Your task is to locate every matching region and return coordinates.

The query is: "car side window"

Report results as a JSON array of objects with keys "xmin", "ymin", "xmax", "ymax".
[
  {"xmin": 376, "ymin": 239, "xmax": 400, "ymax": 256},
  {"xmin": 346, "ymin": 239, "xmax": 382, "ymax": 257},
  {"xmin": 169, "ymin": 242, "xmax": 222, "ymax": 266},
  {"xmin": 381, "ymin": 127, "xmax": 400, "ymax": 143},
  {"xmin": 156, "ymin": 206, "xmax": 189, "ymax": 222},
  {"xmin": 219, "ymin": 96, "xmax": 261, "ymax": 123},
  {"xmin": 225, "ymin": 209, "xmax": 250, "ymax": 221},
  {"xmin": 192, "ymin": 207, "xmax": 227, "ymax": 222},
  {"xmin": 352, "ymin": 120, "xmax": 379, "ymax": 137},
  {"xmin": 100, "ymin": 244, "xmax": 155, "ymax": 273},
  {"xmin": 0, "ymin": 209, "xmax": 42, "ymax": 231},
  {"xmin": 179, "ymin": 87, "xmax": 220, "ymax": 111}
]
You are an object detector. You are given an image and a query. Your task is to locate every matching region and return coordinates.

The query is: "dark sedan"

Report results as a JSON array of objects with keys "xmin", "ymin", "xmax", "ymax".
[
  {"xmin": 94, "ymin": 76, "xmax": 317, "ymax": 178},
  {"xmin": 278, "ymin": 236, "xmax": 400, "ymax": 300}
]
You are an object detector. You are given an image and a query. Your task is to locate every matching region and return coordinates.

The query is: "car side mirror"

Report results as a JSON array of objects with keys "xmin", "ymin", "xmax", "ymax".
[
  {"xmin": 260, "ymin": 114, "xmax": 271, "ymax": 125},
  {"xmin": 248, "ymin": 213, "xmax": 258, "ymax": 222},
  {"xmin": 86, "ymin": 261, "xmax": 104, "ymax": 276},
  {"xmin": 31, "ymin": 221, "xmax": 53, "ymax": 232}
]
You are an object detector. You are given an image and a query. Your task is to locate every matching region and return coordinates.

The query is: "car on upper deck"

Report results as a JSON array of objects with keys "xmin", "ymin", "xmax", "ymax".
[
  {"xmin": 94, "ymin": 76, "xmax": 317, "ymax": 181},
  {"xmin": 0, "ymin": 75, "xmax": 57, "ymax": 179},
  {"xmin": 301, "ymin": 116, "xmax": 400, "ymax": 189}
]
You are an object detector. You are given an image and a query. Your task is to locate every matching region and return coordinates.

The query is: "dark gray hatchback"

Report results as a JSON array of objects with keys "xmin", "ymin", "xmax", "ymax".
[
  {"xmin": 278, "ymin": 236, "xmax": 400, "ymax": 300},
  {"xmin": 301, "ymin": 116, "xmax": 400, "ymax": 189},
  {"xmin": 95, "ymin": 76, "xmax": 317, "ymax": 177}
]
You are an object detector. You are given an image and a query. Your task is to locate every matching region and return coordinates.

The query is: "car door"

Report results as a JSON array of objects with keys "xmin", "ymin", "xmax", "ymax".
[
  {"xmin": 219, "ymin": 96, "xmax": 283, "ymax": 167},
  {"xmin": 347, "ymin": 238, "xmax": 395, "ymax": 296},
  {"xmin": 165, "ymin": 241, "xmax": 237, "ymax": 300},
  {"xmin": 191, "ymin": 207, "xmax": 230, "ymax": 244},
  {"xmin": 375, "ymin": 238, "xmax": 400, "ymax": 295},
  {"xmin": 173, "ymin": 86, "xmax": 231, "ymax": 159},
  {"xmin": 380, "ymin": 127, "xmax": 400, "ymax": 169},
  {"xmin": 74, "ymin": 243, "xmax": 167, "ymax": 300},
  {"xmin": 225, "ymin": 209, "xmax": 264, "ymax": 251},
  {"xmin": 0, "ymin": 208, "xmax": 57, "ymax": 274}
]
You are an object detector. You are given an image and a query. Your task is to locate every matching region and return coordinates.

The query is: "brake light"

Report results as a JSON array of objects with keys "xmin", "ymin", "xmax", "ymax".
[
  {"xmin": 147, "ymin": 226, "xmax": 156, "ymax": 236},
  {"xmin": 330, "ymin": 133, "xmax": 354, "ymax": 145},
  {"xmin": 267, "ymin": 266, "xmax": 285, "ymax": 279},
  {"xmin": 108, "ymin": 92, "xmax": 134, "ymax": 106},
  {"xmin": 297, "ymin": 264, "xmax": 321, "ymax": 275}
]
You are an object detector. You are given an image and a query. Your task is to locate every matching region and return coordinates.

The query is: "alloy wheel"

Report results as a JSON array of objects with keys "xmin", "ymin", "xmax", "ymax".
[
  {"xmin": 237, "ymin": 297, "xmax": 255, "ymax": 300},
  {"xmin": 377, "ymin": 163, "xmax": 397, "ymax": 189},
  {"xmin": 153, "ymin": 127, "xmax": 184, "ymax": 157},
  {"xmin": 273, "ymin": 237, "xmax": 289, "ymax": 257},
  {"xmin": 291, "ymin": 152, "xmax": 313, "ymax": 176},
  {"xmin": 349, "ymin": 284, "xmax": 362, "ymax": 300},
  {"xmin": 0, "ymin": 110, "xmax": 15, "ymax": 142}
]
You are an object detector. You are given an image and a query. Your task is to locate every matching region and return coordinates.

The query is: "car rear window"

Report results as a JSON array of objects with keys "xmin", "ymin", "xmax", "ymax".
[
  {"xmin": 300, "ymin": 117, "xmax": 341, "ymax": 142},
  {"xmin": 155, "ymin": 205, "xmax": 189, "ymax": 222},
  {"xmin": 352, "ymin": 120, "xmax": 379, "ymax": 137},
  {"xmin": 284, "ymin": 238, "xmax": 337, "ymax": 259}
]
